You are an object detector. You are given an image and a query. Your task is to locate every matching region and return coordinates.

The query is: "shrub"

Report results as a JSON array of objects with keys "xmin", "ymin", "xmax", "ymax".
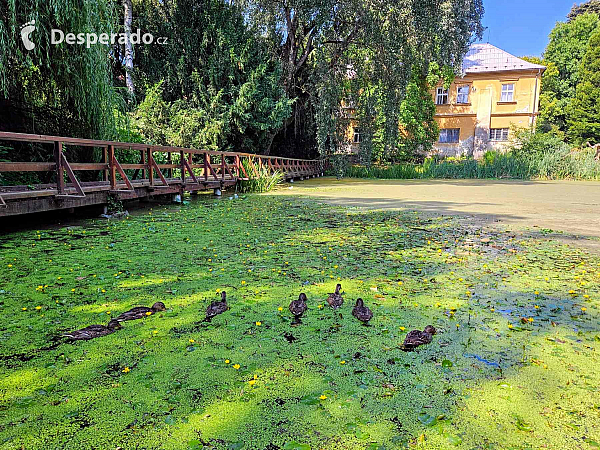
[{"xmin": 238, "ymin": 160, "xmax": 284, "ymax": 193}]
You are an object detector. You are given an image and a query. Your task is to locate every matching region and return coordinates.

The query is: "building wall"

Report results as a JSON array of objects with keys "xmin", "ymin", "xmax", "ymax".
[{"xmin": 432, "ymin": 69, "xmax": 543, "ymax": 158}]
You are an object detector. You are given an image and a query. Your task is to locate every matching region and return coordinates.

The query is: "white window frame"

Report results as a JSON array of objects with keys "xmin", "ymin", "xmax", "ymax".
[
  {"xmin": 490, "ymin": 128, "xmax": 509, "ymax": 141},
  {"xmin": 436, "ymin": 87, "xmax": 449, "ymax": 105},
  {"xmin": 353, "ymin": 128, "xmax": 361, "ymax": 144},
  {"xmin": 439, "ymin": 128, "xmax": 460, "ymax": 143},
  {"xmin": 456, "ymin": 85, "xmax": 470, "ymax": 104},
  {"xmin": 501, "ymin": 83, "xmax": 515, "ymax": 102}
]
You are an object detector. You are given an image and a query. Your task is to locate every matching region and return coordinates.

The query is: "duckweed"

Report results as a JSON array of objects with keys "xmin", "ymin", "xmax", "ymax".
[{"xmin": 0, "ymin": 194, "xmax": 599, "ymax": 449}]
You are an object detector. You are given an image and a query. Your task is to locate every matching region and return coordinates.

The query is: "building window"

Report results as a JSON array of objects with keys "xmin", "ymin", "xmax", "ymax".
[
  {"xmin": 490, "ymin": 128, "xmax": 509, "ymax": 141},
  {"xmin": 501, "ymin": 83, "xmax": 515, "ymax": 102},
  {"xmin": 436, "ymin": 87, "xmax": 449, "ymax": 105},
  {"xmin": 457, "ymin": 85, "xmax": 470, "ymax": 104},
  {"xmin": 439, "ymin": 128, "xmax": 460, "ymax": 143},
  {"xmin": 353, "ymin": 128, "xmax": 362, "ymax": 144}
]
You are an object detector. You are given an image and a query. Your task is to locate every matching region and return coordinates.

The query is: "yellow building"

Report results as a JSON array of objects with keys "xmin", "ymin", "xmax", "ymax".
[{"xmin": 432, "ymin": 43, "xmax": 545, "ymax": 157}]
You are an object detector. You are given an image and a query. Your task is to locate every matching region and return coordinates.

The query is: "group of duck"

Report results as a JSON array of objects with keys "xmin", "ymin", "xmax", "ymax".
[{"xmin": 63, "ymin": 283, "xmax": 437, "ymax": 351}]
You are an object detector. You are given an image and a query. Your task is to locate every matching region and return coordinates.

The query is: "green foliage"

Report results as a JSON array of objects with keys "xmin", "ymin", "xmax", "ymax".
[
  {"xmin": 568, "ymin": 0, "xmax": 600, "ymax": 21},
  {"xmin": 238, "ymin": 161, "xmax": 284, "ymax": 193},
  {"xmin": 0, "ymin": 0, "xmax": 120, "ymax": 139},
  {"xmin": 537, "ymin": 13, "xmax": 600, "ymax": 136},
  {"xmin": 566, "ymin": 27, "xmax": 600, "ymax": 144},
  {"xmin": 345, "ymin": 130, "xmax": 600, "ymax": 181},
  {"xmin": 0, "ymin": 196, "xmax": 598, "ymax": 449},
  {"xmin": 130, "ymin": 0, "xmax": 292, "ymax": 154}
]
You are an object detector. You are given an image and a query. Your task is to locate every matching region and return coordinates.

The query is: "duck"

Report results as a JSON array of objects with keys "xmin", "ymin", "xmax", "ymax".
[
  {"xmin": 402, "ymin": 325, "xmax": 437, "ymax": 351},
  {"xmin": 289, "ymin": 293, "xmax": 308, "ymax": 318},
  {"xmin": 206, "ymin": 291, "xmax": 229, "ymax": 321},
  {"xmin": 63, "ymin": 319, "xmax": 122, "ymax": 341},
  {"xmin": 115, "ymin": 302, "xmax": 166, "ymax": 322},
  {"xmin": 326, "ymin": 284, "xmax": 343, "ymax": 309},
  {"xmin": 352, "ymin": 298, "xmax": 373, "ymax": 324}
]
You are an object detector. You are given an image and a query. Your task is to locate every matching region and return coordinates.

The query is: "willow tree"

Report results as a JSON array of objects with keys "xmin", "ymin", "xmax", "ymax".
[
  {"xmin": 0, "ymin": 0, "xmax": 119, "ymax": 140},
  {"xmin": 241, "ymin": 0, "xmax": 484, "ymax": 160}
]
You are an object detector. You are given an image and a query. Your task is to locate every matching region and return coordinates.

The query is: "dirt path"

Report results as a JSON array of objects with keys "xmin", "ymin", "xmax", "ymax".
[{"xmin": 273, "ymin": 177, "xmax": 600, "ymax": 244}]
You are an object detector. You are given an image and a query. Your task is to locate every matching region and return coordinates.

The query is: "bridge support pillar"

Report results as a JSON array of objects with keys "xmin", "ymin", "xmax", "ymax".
[{"xmin": 214, "ymin": 188, "xmax": 222, "ymax": 196}]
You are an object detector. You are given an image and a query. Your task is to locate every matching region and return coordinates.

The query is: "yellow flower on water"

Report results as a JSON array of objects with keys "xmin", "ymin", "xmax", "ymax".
[
  {"xmin": 340, "ymin": 360, "xmax": 346, "ymax": 365},
  {"xmin": 568, "ymin": 290, "xmax": 576, "ymax": 294},
  {"xmin": 233, "ymin": 364, "xmax": 241, "ymax": 370},
  {"xmin": 255, "ymin": 321, "xmax": 262, "ymax": 326},
  {"xmin": 399, "ymin": 326, "xmax": 406, "ymax": 331},
  {"xmin": 22, "ymin": 307, "xmax": 27, "ymax": 311},
  {"xmin": 7, "ymin": 264, "xmax": 12, "ymax": 268},
  {"xmin": 153, "ymin": 330, "xmax": 158, "ymax": 335},
  {"xmin": 319, "ymin": 395, "xmax": 327, "ymax": 400},
  {"xmin": 122, "ymin": 367, "xmax": 130, "ymax": 373},
  {"xmin": 71, "ymin": 289, "xmax": 75, "ymax": 292},
  {"xmin": 278, "ymin": 307, "xmax": 283, "ymax": 312},
  {"xmin": 397, "ymin": 281, "xmax": 403, "ymax": 286},
  {"xmin": 508, "ymin": 324, "xmax": 514, "ymax": 329},
  {"xmin": 583, "ymin": 294, "xmax": 590, "ymax": 299},
  {"xmin": 581, "ymin": 307, "xmax": 587, "ymax": 312},
  {"xmin": 527, "ymin": 318, "xmax": 534, "ymax": 323},
  {"xmin": 146, "ymin": 311, "xmax": 152, "ymax": 316},
  {"xmin": 225, "ymin": 359, "xmax": 230, "ymax": 364},
  {"xmin": 248, "ymin": 379, "xmax": 256, "ymax": 386},
  {"xmin": 101, "ymin": 289, "xmax": 106, "ymax": 293},
  {"xmin": 35, "ymin": 306, "xmax": 42, "ymax": 310},
  {"xmin": 333, "ymin": 265, "xmax": 338, "ymax": 269},
  {"xmin": 189, "ymin": 339, "xmax": 195, "ymax": 344},
  {"xmin": 318, "ymin": 304, "xmax": 324, "ymax": 309},
  {"xmin": 534, "ymin": 305, "xmax": 540, "ymax": 309},
  {"xmin": 534, "ymin": 291, "xmax": 540, "ymax": 295},
  {"xmin": 456, "ymin": 324, "xmax": 460, "ymax": 328},
  {"xmin": 241, "ymin": 280, "xmax": 246, "ymax": 285},
  {"xmin": 435, "ymin": 302, "xmax": 441, "ymax": 307},
  {"xmin": 490, "ymin": 308, "xmax": 495, "ymax": 312}
]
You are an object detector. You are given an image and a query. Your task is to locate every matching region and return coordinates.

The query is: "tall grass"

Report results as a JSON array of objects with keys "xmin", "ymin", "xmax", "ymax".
[
  {"xmin": 238, "ymin": 160, "xmax": 285, "ymax": 193},
  {"xmin": 345, "ymin": 148, "xmax": 600, "ymax": 181}
]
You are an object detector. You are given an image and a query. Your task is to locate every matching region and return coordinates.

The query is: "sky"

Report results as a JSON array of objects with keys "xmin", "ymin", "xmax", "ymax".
[{"xmin": 478, "ymin": 0, "xmax": 579, "ymax": 57}]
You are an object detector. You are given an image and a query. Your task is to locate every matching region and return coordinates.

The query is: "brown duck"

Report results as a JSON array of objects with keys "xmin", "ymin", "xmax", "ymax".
[
  {"xmin": 289, "ymin": 293, "xmax": 308, "ymax": 318},
  {"xmin": 63, "ymin": 319, "xmax": 122, "ymax": 341},
  {"xmin": 402, "ymin": 325, "xmax": 436, "ymax": 351},
  {"xmin": 326, "ymin": 284, "xmax": 343, "ymax": 309},
  {"xmin": 206, "ymin": 291, "xmax": 229, "ymax": 321},
  {"xmin": 115, "ymin": 302, "xmax": 166, "ymax": 322},
  {"xmin": 352, "ymin": 298, "xmax": 373, "ymax": 324}
]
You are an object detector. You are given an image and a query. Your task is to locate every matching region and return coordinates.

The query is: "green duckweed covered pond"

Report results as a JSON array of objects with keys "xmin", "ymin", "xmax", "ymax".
[{"xmin": 1, "ymin": 194, "xmax": 599, "ymax": 449}]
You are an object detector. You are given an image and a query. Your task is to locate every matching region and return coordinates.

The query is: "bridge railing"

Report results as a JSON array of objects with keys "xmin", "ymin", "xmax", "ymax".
[{"xmin": 0, "ymin": 132, "xmax": 324, "ymax": 204}]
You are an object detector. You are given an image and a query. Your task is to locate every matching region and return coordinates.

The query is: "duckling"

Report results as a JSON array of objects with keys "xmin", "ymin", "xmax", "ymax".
[
  {"xmin": 206, "ymin": 291, "xmax": 229, "ymax": 321},
  {"xmin": 326, "ymin": 284, "xmax": 343, "ymax": 309},
  {"xmin": 289, "ymin": 293, "xmax": 308, "ymax": 318},
  {"xmin": 63, "ymin": 319, "xmax": 122, "ymax": 341},
  {"xmin": 115, "ymin": 302, "xmax": 166, "ymax": 322},
  {"xmin": 402, "ymin": 325, "xmax": 437, "ymax": 351},
  {"xmin": 352, "ymin": 298, "xmax": 373, "ymax": 324}
]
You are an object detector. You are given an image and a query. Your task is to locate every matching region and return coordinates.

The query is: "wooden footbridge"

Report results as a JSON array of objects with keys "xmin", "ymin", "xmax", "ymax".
[{"xmin": 0, "ymin": 132, "xmax": 324, "ymax": 217}]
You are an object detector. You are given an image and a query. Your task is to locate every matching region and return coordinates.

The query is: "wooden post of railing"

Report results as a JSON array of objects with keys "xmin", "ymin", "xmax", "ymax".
[
  {"xmin": 203, "ymin": 153, "xmax": 208, "ymax": 181},
  {"xmin": 54, "ymin": 141, "xmax": 65, "ymax": 194},
  {"xmin": 102, "ymin": 147, "xmax": 109, "ymax": 182},
  {"xmin": 235, "ymin": 155, "xmax": 240, "ymax": 178},
  {"xmin": 147, "ymin": 148, "xmax": 154, "ymax": 186},
  {"xmin": 141, "ymin": 150, "xmax": 147, "ymax": 180},
  {"xmin": 221, "ymin": 154, "xmax": 225, "ymax": 181},
  {"xmin": 107, "ymin": 145, "xmax": 116, "ymax": 190},
  {"xmin": 180, "ymin": 151, "xmax": 185, "ymax": 183}
]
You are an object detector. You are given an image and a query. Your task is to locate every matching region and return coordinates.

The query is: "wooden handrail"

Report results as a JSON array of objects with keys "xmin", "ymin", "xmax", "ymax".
[{"xmin": 0, "ymin": 131, "xmax": 319, "ymax": 162}]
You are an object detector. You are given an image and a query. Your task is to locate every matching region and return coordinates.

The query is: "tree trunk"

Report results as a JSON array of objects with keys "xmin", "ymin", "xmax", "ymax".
[{"xmin": 123, "ymin": 0, "xmax": 135, "ymax": 100}]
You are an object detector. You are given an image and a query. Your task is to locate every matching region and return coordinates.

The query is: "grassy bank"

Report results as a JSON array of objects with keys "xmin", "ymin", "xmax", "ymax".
[
  {"xmin": 345, "ymin": 148, "xmax": 600, "ymax": 180},
  {"xmin": 1, "ymin": 195, "xmax": 599, "ymax": 449}
]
